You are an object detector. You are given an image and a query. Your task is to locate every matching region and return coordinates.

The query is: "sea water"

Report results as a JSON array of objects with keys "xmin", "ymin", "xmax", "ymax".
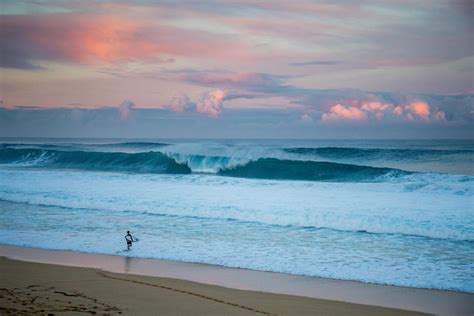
[{"xmin": 0, "ymin": 139, "xmax": 472, "ymax": 292}]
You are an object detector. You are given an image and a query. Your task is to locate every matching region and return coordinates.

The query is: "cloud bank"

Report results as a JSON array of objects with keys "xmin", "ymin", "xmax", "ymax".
[{"xmin": 1, "ymin": 105, "xmax": 471, "ymax": 139}]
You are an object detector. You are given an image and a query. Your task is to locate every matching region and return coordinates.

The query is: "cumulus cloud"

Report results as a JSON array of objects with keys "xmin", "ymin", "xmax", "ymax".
[
  {"xmin": 196, "ymin": 90, "xmax": 226, "ymax": 118},
  {"xmin": 167, "ymin": 93, "xmax": 194, "ymax": 113},
  {"xmin": 405, "ymin": 101, "xmax": 430, "ymax": 121},
  {"xmin": 321, "ymin": 96, "xmax": 454, "ymax": 123},
  {"xmin": 322, "ymin": 104, "xmax": 367, "ymax": 122},
  {"xmin": 391, "ymin": 101, "xmax": 432, "ymax": 122},
  {"xmin": 118, "ymin": 100, "xmax": 135, "ymax": 120},
  {"xmin": 164, "ymin": 89, "xmax": 228, "ymax": 117},
  {"xmin": 393, "ymin": 106, "xmax": 404, "ymax": 116},
  {"xmin": 359, "ymin": 101, "xmax": 393, "ymax": 121},
  {"xmin": 360, "ymin": 101, "xmax": 392, "ymax": 112},
  {"xmin": 320, "ymin": 98, "xmax": 448, "ymax": 123}
]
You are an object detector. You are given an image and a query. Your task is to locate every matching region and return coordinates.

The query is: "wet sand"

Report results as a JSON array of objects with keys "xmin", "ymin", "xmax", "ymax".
[{"xmin": 1, "ymin": 245, "xmax": 473, "ymax": 315}]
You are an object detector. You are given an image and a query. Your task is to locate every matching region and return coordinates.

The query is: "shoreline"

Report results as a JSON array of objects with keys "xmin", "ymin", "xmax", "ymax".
[{"xmin": 1, "ymin": 244, "xmax": 473, "ymax": 315}]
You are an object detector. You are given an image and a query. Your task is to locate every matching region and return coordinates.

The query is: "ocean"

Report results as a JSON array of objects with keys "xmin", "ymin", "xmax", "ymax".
[{"xmin": 0, "ymin": 138, "xmax": 473, "ymax": 292}]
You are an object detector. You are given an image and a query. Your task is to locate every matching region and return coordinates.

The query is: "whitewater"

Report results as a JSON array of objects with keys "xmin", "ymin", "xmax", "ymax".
[{"xmin": 0, "ymin": 139, "xmax": 473, "ymax": 292}]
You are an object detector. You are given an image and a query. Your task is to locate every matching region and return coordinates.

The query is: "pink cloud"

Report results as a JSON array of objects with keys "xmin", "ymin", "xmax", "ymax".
[
  {"xmin": 322, "ymin": 104, "xmax": 367, "ymax": 122},
  {"xmin": 360, "ymin": 101, "xmax": 392, "ymax": 120},
  {"xmin": 196, "ymin": 90, "xmax": 226, "ymax": 118},
  {"xmin": 321, "ymin": 98, "xmax": 442, "ymax": 123},
  {"xmin": 405, "ymin": 101, "xmax": 430, "ymax": 121},
  {"xmin": 2, "ymin": 15, "xmax": 159, "ymax": 66},
  {"xmin": 118, "ymin": 99, "xmax": 135, "ymax": 120},
  {"xmin": 322, "ymin": 100, "xmax": 392, "ymax": 122},
  {"xmin": 393, "ymin": 106, "xmax": 404, "ymax": 116},
  {"xmin": 391, "ymin": 100, "xmax": 433, "ymax": 122},
  {"xmin": 1, "ymin": 14, "xmax": 253, "ymax": 68},
  {"xmin": 167, "ymin": 93, "xmax": 193, "ymax": 113},
  {"xmin": 360, "ymin": 101, "xmax": 392, "ymax": 112}
]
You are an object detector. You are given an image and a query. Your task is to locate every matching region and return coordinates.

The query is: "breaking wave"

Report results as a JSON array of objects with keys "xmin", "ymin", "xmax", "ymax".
[{"xmin": 0, "ymin": 147, "xmax": 409, "ymax": 182}]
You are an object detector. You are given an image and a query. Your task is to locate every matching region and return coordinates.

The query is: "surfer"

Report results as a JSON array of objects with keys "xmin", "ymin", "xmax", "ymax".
[{"xmin": 125, "ymin": 231, "xmax": 133, "ymax": 250}]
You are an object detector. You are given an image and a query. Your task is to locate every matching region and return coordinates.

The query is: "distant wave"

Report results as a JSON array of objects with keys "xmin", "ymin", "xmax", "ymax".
[
  {"xmin": 91, "ymin": 142, "xmax": 169, "ymax": 148},
  {"xmin": 0, "ymin": 147, "xmax": 410, "ymax": 182},
  {"xmin": 284, "ymin": 147, "xmax": 474, "ymax": 162},
  {"xmin": 0, "ymin": 142, "xmax": 168, "ymax": 151},
  {"xmin": 284, "ymin": 147, "xmax": 474, "ymax": 160}
]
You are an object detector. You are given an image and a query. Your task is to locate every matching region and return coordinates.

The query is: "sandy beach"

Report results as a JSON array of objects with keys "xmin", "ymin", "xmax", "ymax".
[
  {"xmin": 0, "ymin": 256, "xmax": 425, "ymax": 316},
  {"xmin": 1, "ymin": 246, "xmax": 473, "ymax": 315}
]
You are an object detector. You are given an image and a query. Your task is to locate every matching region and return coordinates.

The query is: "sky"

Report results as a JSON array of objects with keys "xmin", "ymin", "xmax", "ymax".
[{"xmin": 0, "ymin": 0, "xmax": 473, "ymax": 138}]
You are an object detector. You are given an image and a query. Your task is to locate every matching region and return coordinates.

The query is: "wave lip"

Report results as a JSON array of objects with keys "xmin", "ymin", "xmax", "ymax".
[{"xmin": 163, "ymin": 152, "xmax": 249, "ymax": 173}]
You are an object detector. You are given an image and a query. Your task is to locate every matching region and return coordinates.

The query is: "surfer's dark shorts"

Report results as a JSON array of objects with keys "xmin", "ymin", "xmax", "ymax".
[{"xmin": 127, "ymin": 241, "xmax": 132, "ymax": 246}]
